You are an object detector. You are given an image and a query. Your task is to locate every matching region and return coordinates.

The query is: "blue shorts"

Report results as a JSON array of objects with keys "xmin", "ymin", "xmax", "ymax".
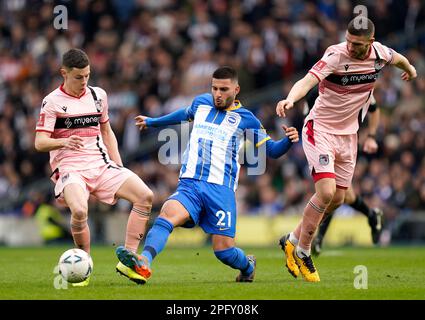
[{"xmin": 168, "ymin": 178, "xmax": 237, "ymax": 238}]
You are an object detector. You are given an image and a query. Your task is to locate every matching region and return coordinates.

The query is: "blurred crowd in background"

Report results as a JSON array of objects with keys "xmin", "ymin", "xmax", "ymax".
[{"xmin": 0, "ymin": 0, "xmax": 424, "ymax": 242}]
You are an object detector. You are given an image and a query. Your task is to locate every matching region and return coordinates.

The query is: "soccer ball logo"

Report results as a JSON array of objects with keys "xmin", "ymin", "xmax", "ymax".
[{"xmin": 58, "ymin": 248, "xmax": 93, "ymax": 283}]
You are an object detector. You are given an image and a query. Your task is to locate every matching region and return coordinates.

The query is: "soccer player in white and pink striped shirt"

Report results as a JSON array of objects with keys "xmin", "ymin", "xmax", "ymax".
[
  {"xmin": 276, "ymin": 18, "xmax": 417, "ymax": 282},
  {"xmin": 35, "ymin": 49, "xmax": 153, "ymax": 286}
]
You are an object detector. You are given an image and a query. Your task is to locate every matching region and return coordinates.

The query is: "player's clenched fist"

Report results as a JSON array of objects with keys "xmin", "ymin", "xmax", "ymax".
[
  {"xmin": 135, "ymin": 115, "xmax": 148, "ymax": 130},
  {"xmin": 363, "ymin": 136, "xmax": 378, "ymax": 154},
  {"xmin": 276, "ymin": 99, "xmax": 294, "ymax": 118},
  {"xmin": 63, "ymin": 135, "xmax": 84, "ymax": 150},
  {"xmin": 282, "ymin": 125, "xmax": 299, "ymax": 143}
]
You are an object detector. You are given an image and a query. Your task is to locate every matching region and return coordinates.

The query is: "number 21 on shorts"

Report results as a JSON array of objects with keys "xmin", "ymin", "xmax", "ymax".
[{"xmin": 216, "ymin": 210, "xmax": 232, "ymax": 230}]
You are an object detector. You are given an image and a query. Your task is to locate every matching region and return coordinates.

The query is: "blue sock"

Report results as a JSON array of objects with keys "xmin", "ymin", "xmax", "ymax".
[
  {"xmin": 214, "ymin": 247, "xmax": 253, "ymax": 276},
  {"xmin": 141, "ymin": 217, "xmax": 174, "ymax": 265}
]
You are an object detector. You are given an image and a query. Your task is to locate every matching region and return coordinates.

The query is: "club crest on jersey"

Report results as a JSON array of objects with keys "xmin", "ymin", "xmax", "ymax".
[
  {"xmin": 226, "ymin": 115, "xmax": 238, "ymax": 126},
  {"xmin": 374, "ymin": 59, "xmax": 385, "ymax": 71},
  {"xmin": 95, "ymin": 99, "xmax": 103, "ymax": 112},
  {"xmin": 61, "ymin": 173, "xmax": 69, "ymax": 183},
  {"xmin": 319, "ymin": 154, "xmax": 329, "ymax": 165}
]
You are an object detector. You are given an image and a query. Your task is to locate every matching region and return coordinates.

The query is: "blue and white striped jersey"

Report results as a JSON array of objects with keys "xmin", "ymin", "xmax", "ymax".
[{"xmin": 180, "ymin": 93, "xmax": 270, "ymax": 191}]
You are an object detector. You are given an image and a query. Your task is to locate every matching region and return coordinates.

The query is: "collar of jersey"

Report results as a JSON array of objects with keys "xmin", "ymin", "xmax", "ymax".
[
  {"xmin": 225, "ymin": 100, "xmax": 242, "ymax": 111},
  {"xmin": 59, "ymin": 84, "xmax": 87, "ymax": 99}
]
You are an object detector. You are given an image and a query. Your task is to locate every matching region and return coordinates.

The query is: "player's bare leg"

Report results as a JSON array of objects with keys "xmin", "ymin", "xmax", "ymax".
[
  {"xmin": 295, "ymin": 179, "xmax": 344, "ymax": 282},
  {"xmin": 115, "ymin": 175, "xmax": 153, "ymax": 252},
  {"xmin": 63, "ymin": 184, "xmax": 90, "ymax": 254},
  {"xmin": 116, "ymin": 200, "xmax": 190, "ymax": 284},
  {"xmin": 313, "ymin": 185, "xmax": 383, "ymax": 256},
  {"xmin": 115, "ymin": 175, "xmax": 154, "ymax": 283},
  {"xmin": 309, "ymin": 187, "xmax": 346, "ymax": 258},
  {"xmin": 312, "ymin": 186, "xmax": 356, "ymax": 256},
  {"xmin": 63, "ymin": 184, "xmax": 91, "ymax": 286},
  {"xmin": 312, "ymin": 213, "xmax": 333, "ymax": 256}
]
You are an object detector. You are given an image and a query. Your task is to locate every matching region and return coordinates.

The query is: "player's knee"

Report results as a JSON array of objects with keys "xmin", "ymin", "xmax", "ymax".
[
  {"xmin": 158, "ymin": 210, "xmax": 180, "ymax": 226},
  {"xmin": 212, "ymin": 234, "xmax": 234, "ymax": 251},
  {"xmin": 159, "ymin": 200, "xmax": 191, "ymax": 227},
  {"xmin": 133, "ymin": 187, "xmax": 154, "ymax": 205},
  {"xmin": 334, "ymin": 193, "xmax": 345, "ymax": 206},
  {"xmin": 344, "ymin": 190, "xmax": 355, "ymax": 204},
  {"xmin": 70, "ymin": 204, "xmax": 88, "ymax": 221},
  {"xmin": 318, "ymin": 190, "xmax": 335, "ymax": 205},
  {"xmin": 131, "ymin": 188, "xmax": 154, "ymax": 214},
  {"xmin": 143, "ymin": 188, "xmax": 154, "ymax": 205},
  {"xmin": 331, "ymin": 189, "xmax": 346, "ymax": 208}
]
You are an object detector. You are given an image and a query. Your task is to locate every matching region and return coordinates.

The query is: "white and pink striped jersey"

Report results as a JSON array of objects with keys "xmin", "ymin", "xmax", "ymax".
[
  {"xmin": 307, "ymin": 41, "xmax": 394, "ymax": 134},
  {"xmin": 36, "ymin": 85, "xmax": 111, "ymax": 173}
]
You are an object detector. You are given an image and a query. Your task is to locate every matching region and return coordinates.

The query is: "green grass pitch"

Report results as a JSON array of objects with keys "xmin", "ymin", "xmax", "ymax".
[{"xmin": 0, "ymin": 245, "xmax": 424, "ymax": 300}]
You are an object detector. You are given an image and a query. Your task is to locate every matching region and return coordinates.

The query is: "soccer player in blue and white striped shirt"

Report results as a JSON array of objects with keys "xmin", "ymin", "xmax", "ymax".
[{"xmin": 115, "ymin": 66, "xmax": 299, "ymax": 284}]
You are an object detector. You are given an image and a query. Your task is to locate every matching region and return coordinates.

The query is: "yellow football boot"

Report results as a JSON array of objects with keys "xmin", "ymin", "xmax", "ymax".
[
  {"xmin": 115, "ymin": 246, "xmax": 151, "ymax": 284},
  {"xmin": 116, "ymin": 261, "xmax": 148, "ymax": 284},
  {"xmin": 279, "ymin": 234, "xmax": 300, "ymax": 278},
  {"xmin": 294, "ymin": 251, "xmax": 320, "ymax": 282},
  {"xmin": 71, "ymin": 276, "xmax": 90, "ymax": 287}
]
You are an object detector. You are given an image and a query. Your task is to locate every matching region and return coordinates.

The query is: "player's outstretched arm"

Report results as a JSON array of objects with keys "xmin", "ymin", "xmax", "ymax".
[
  {"xmin": 276, "ymin": 73, "xmax": 319, "ymax": 118},
  {"xmin": 135, "ymin": 108, "xmax": 191, "ymax": 130},
  {"xmin": 391, "ymin": 51, "xmax": 417, "ymax": 81},
  {"xmin": 34, "ymin": 131, "xmax": 83, "ymax": 152},
  {"xmin": 265, "ymin": 125, "xmax": 299, "ymax": 159}
]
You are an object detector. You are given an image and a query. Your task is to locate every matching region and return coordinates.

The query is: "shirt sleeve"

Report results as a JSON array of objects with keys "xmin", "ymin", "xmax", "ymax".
[
  {"xmin": 35, "ymin": 97, "xmax": 57, "ymax": 133},
  {"xmin": 184, "ymin": 103, "xmax": 197, "ymax": 120},
  {"xmin": 374, "ymin": 41, "xmax": 395, "ymax": 65},
  {"xmin": 308, "ymin": 47, "xmax": 340, "ymax": 82},
  {"xmin": 243, "ymin": 112, "xmax": 293, "ymax": 159},
  {"xmin": 244, "ymin": 112, "xmax": 271, "ymax": 148},
  {"xmin": 98, "ymin": 88, "xmax": 109, "ymax": 123},
  {"xmin": 185, "ymin": 94, "xmax": 211, "ymax": 120},
  {"xmin": 146, "ymin": 108, "xmax": 190, "ymax": 127},
  {"xmin": 265, "ymin": 137, "xmax": 292, "ymax": 159}
]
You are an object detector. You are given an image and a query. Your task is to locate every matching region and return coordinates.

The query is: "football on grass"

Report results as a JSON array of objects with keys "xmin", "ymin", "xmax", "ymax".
[{"xmin": 58, "ymin": 248, "xmax": 93, "ymax": 283}]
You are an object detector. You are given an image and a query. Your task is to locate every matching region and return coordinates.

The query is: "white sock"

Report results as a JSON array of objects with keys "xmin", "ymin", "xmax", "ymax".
[
  {"xmin": 289, "ymin": 232, "xmax": 299, "ymax": 245},
  {"xmin": 296, "ymin": 246, "xmax": 311, "ymax": 258}
]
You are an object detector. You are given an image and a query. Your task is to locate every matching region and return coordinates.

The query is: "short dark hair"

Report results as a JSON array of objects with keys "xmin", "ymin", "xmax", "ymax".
[
  {"xmin": 347, "ymin": 18, "xmax": 375, "ymax": 38},
  {"xmin": 212, "ymin": 66, "xmax": 238, "ymax": 82},
  {"xmin": 62, "ymin": 48, "xmax": 90, "ymax": 69}
]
